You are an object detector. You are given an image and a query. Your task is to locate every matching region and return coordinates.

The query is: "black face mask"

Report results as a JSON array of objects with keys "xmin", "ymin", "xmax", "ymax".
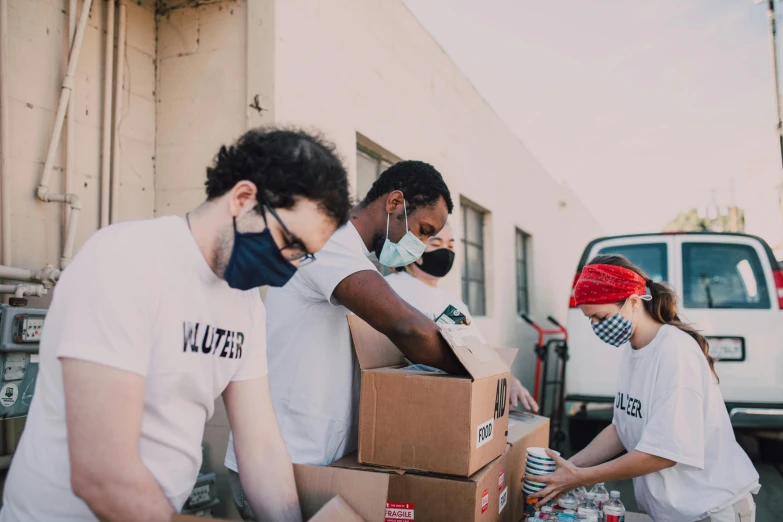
[
  {"xmin": 223, "ymin": 218, "xmax": 297, "ymax": 290},
  {"xmin": 416, "ymin": 248, "xmax": 455, "ymax": 278}
]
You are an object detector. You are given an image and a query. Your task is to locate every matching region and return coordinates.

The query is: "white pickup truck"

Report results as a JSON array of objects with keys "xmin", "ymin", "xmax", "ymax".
[{"xmin": 565, "ymin": 232, "xmax": 783, "ymax": 456}]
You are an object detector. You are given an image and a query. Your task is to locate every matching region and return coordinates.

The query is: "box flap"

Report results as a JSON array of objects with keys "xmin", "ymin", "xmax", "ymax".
[
  {"xmin": 507, "ymin": 412, "xmax": 550, "ymax": 445},
  {"xmin": 348, "ymin": 315, "xmax": 407, "ymax": 370},
  {"xmin": 440, "ymin": 325, "xmax": 510, "ymax": 379},
  {"xmin": 494, "ymin": 347, "xmax": 518, "ymax": 367},
  {"xmin": 331, "ymin": 453, "xmax": 407, "ymax": 476},
  {"xmin": 295, "ymin": 463, "xmax": 390, "ymax": 521},
  {"xmin": 309, "ymin": 496, "xmax": 365, "ymax": 522}
]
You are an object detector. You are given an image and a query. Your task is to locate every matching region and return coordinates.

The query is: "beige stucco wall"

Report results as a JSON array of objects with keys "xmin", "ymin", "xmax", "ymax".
[{"xmin": 3, "ymin": 0, "xmax": 156, "ymax": 284}]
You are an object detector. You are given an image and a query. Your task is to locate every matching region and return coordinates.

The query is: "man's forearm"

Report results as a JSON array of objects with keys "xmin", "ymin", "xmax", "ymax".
[
  {"xmin": 73, "ymin": 462, "xmax": 173, "ymax": 522},
  {"xmin": 390, "ymin": 322, "xmax": 463, "ymax": 374},
  {"xmin": 569, "ymin": 424, "xmax": 625, "ymax": 468},
  {"xmin": 579, "ymin": 450, "xmax": 676, "ymax": 485},
  {"xmin": 241, "ymin": 448, "xmax": 302, "ymax": 522}
]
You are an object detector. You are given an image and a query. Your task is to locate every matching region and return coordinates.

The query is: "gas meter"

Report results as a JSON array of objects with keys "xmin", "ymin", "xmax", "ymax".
[{"xmin": 0, "ymin": 304, "xmax": 46, "ymax": 418}]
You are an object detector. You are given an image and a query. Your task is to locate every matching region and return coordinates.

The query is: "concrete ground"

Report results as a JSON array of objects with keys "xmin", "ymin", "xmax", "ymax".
[{"xmin": 564, "ymin": 431, "xmax": 783, "ymax": 520}]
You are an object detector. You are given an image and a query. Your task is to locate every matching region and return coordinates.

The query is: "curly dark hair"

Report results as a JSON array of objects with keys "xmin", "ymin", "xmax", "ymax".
[
  {"xmin": 360, "ymin": 160, "xmax": 453, "ymax": 215},
  {"xmin": 205, "ymin": 127, "xmax": 351, "ymax": 225}
]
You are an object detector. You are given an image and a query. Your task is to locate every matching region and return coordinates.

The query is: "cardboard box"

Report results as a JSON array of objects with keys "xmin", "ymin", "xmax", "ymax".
[
  {"xmin": 348, "ymin": 315, "xmax": 516, "ymax": 477},
  {"xmin": 295, "ymin": 452, "xmax": 512, "ymax": 522},
  {"xmin": 504, "ymin": 413, "xmax": 550, "ymax": 522},
  {"xmin": 171, "ymin": 494, "xmax": 363, "ymax": 522},
  {"xmin": 309, "ymin": 496, "xmax": 365, "ymax": 522}
]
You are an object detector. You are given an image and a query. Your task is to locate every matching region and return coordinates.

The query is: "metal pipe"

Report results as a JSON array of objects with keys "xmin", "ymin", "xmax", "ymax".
[
  {"xmin": 0, "ymin": 284, "xmax": 46, "ymax": 298},
  {"xmin": 0, "ymin": 0, "xmax": 11, "ymax": 266},
  {"xmin": 110, "ymin": 0, "xmax": 126, "ymax": 225},
  {"xmin": 37, "ymin": 0, "xmax": 93, "ymax": 200},
  {"xmin": 65, "ymin": 0, "xmax": 77, "ymax": 230},
  {"xmin": 100, "ymin": 0, "xmax": 115, "ymax": 228},
  {"xmin": 0, "ymin": 265, "xmax": 60, "ymax": 287},
  {"xmin": 37, "ymin": 0, "xmax": 92, "ymax": 269},
  {"xmin": 14, "ymin": 284, "xmax": 46, "ymax": 298}
]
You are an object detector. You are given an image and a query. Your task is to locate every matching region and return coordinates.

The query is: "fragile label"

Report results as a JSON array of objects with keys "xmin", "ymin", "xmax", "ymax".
[
  {"xmin": 499, "ymin": 486, "xmax": 508, "ymax": 513},
  {"xmin": 476, "ymin": 418, "xmax": 494, "ymax": 448},
  {"xmin": 0, "ymin": 383, "xmax": 18, "ymax": 407},
  {"xmin": 481, "ymin": 489, "xmax": 489, "ymax": 514},
  {"xmin": 385, "ymin": 502, "xmax": 414, "ymax": 522},
  {"xmin": 498, "ymin": 470, "xmax": 505, "ymax": 491}
]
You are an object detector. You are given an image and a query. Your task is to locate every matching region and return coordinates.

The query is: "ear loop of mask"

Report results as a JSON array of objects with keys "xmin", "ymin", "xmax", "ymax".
[{"xmin": 386, "ymin": 199, "xmax": 408, "ymax": 239}]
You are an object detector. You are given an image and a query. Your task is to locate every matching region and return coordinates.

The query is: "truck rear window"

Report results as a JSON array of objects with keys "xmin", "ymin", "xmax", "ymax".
[
  {"xmin": 596, "ymin": 243, "xmax": 668, "ymax": 282},
  {"xmin": 682, "ymin": 242, "xmax": 770, "ymax": 309}
]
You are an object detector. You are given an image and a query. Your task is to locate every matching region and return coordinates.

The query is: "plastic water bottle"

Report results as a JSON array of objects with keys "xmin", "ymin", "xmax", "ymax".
[
  {"xmin": 603, "ymin": 491, "xmax": 626, "ymax": 522},
  {"xmin": 579, "ymin": 492, "xmax": 600, "ymax": 510},
  {"xmin": 573, "ymin": 486, "xmax": 588, "ymax": 502},
  {"xmin": 577, "ymin": 493, "xmax": 601, "ymax": 521},
  {"xmin": 590, "ymin": 483, "xmax": 610, "ymax": 510},
  {"xmin": 557, "ymin": 490, "xmax": 580, "ymax": 511}
]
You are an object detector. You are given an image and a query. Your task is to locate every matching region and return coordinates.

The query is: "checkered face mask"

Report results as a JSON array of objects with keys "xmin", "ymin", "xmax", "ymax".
[{"xmin": 591, "ymin": 303, "xmax": 633, "ymax": 347}]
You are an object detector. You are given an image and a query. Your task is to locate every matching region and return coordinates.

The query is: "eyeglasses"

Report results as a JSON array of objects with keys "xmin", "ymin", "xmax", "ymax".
[{"xmin": 257, "ymin": 198, "xmax": 317, "ymax": 267}]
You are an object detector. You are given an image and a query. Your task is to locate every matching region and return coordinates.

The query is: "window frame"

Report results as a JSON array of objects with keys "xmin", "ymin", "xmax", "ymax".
[
  {"xmin": 461, "ymin": 200, "xmax": 487, "ymax": 316},
  {"xmin": 515, "ymin": 228, "xmax": 531, "ymax": 315}
]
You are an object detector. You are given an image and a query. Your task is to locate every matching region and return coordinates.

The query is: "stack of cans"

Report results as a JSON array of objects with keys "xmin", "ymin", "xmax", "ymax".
[{"xmin": 523, "ymin": 447, "xmax": 559, "ymax": 499}]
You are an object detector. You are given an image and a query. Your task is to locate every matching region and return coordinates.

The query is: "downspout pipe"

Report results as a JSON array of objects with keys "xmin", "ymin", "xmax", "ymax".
[
  {"xmin": 0, "ymin": 0, "xmax": 11, "ymax": 266},
  {"xmin": 65, "ymin": 0, "xmax": 77, "ymax": 229},
  {"xmin": 100, "ymin": 0, "xmax": 115, "ymax": 228},
  {"xmin": 36, "ymin": 0, "xmax": 94, "ymax": 269},
  {"xmin": 110, "ymin": 0, "xmax": 126, "ymax": 225}
]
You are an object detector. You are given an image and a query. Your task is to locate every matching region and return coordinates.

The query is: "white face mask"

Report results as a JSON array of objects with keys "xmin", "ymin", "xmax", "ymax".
[{"xmin": 378, "ymin": 199, "xmax": 427, "ymax": 268}]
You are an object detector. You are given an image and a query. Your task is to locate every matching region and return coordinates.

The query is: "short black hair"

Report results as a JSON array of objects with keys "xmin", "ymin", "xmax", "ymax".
[
  {"xmin": 361, "ymin": 160, "xmax": 453, "ymax": 215},
  {"xmin": 205, "ymin": 127, "xmax": 351, "ymax": 226}
]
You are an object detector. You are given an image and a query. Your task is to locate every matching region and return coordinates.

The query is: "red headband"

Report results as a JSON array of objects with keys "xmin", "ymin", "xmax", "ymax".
[{"xmin": 574, "ymin": 264, "xmax": 647, "ymax": 305}]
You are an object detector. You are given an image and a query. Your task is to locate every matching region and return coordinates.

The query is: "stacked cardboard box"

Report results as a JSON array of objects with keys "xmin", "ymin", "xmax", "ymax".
[
  {"xmin": 171, "ymin": 495, "xmax": 363, "ymax": 521},
  {"xmin": 348, "ymin": 316, "xmax": 513, "ymax": 477},
  {"xmin": 294, "ymin": 317, "xmax": 554, "ymax": 522}
]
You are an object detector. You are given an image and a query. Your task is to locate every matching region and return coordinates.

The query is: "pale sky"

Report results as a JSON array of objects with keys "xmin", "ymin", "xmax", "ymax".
[{"xmin": 402, "ymin": 0, "xmax": 783, "ymax": 248}]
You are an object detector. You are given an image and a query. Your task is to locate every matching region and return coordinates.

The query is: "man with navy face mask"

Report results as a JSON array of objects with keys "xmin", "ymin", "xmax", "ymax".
[
  {"xmin": 0, "ymin": 128, "xmax": 350, "ymax": 522},
  {"xmin": 225, "ymin": 160, "xmax": 463, "ymax": 520}
]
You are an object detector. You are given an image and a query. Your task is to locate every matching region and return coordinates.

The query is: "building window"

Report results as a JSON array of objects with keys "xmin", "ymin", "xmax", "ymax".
[
  {"xmin": 356, "ymin": 148, "xmax": 392, "ymax": 202},
  {"xmin": 356, "ymin": 134, "xmax": 398, "ymax": 202},
  {"xmin": 461, "ymin": 201, "xmax": 487, "ymax": 316},
  {"xmin": 515, "ymin": 229, "xmax": 531, "ymax": 315}
]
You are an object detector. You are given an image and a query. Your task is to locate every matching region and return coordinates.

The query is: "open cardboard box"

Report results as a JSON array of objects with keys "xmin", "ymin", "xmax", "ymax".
[
  {"xmin": 171, "ymin": 494, "xmax": 363, "ymax": 522},
  {"xmin": 295, "ymin": 452, "xmax": 511, "ymax": 522},
  {"xmin": 348, "ymin": 315, "xmax": 517, "ymax": 477},
  {"xmin": 503, "ymin": 413, "xmax": 550, "ymax": 522}
]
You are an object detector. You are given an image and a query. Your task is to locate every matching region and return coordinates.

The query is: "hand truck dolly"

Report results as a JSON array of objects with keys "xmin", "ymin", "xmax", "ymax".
[{"xmin": 520, "ymin": 313, "xmax": 569, "ymax": 451}]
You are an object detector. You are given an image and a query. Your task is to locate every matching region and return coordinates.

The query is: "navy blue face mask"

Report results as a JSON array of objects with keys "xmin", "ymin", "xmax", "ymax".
[{"xmin": 223, "ymin": 215, "xmax": 298, "ymax": 290}]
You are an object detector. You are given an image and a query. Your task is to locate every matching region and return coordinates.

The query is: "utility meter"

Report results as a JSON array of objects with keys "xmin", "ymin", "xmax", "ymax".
[{"xmin": 0, "ymin": 304, "xmax": 46, "ymax": 419}]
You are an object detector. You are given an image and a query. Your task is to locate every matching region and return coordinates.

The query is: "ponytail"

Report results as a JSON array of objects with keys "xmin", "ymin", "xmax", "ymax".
[
  {"xmin": 645, "ymin": 280, "xmax": 718, "ymax": 382},
  {"xmin": 588, "ymin": 255, "xmax": 719, "ymax": 382}
]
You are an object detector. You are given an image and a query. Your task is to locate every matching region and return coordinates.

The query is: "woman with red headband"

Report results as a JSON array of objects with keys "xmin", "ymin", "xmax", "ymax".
[{"xmin": 527, "ymin": 255, "xmax": 759, "ymax": 522}]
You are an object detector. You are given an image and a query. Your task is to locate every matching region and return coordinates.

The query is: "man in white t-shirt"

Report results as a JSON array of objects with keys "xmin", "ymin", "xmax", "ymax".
[
  {"xmin": 0, "ymin": 128, "xmax": 351, "ymax": 522},
  {"xmin": 225, "ymin": 160, "xmax": 464, "ymax": 519}
]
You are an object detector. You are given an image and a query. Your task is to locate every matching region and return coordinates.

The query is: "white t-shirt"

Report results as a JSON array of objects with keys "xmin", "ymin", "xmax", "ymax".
[
  {"xmin": 225, "ymin": 222, "xmax": 376, "ymax": 469},
  {"xmin": 612, "ymin": 325, "xmax": 759, "ymax": 522},
  {"xmin": 385, "ymin": 271, "xmax": 470, "ymax": 321},
  {"xmin": 1, "ymin": 216, "xmax": 267, "ymax": 521}
]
